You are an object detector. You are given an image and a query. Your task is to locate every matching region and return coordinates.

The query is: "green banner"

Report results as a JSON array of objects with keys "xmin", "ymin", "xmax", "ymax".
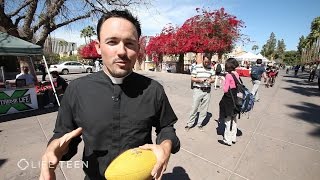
[{"xmin": 0, "ymin": 89, "xmax": 33, "ymax": 114}]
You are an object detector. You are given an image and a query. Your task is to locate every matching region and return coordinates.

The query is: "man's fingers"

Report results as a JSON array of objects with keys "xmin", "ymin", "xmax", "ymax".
[
  {"xmin": 59, "ymin": 128, "xmax": 82, "ymax": 147},
  {"xmin": 139, "ymin": 144, "xmax": 153, "ymax": 150},
  {"xmin": 68, "ymin": 127, "xmax": 83, "ymax": 139},
  {"xmin": 40, "ymin": 155, "xmax": 57, "ymax": 180},
  {"xmin": 151, "ymin": 162, "xmax": 162, "ymax": 178}
]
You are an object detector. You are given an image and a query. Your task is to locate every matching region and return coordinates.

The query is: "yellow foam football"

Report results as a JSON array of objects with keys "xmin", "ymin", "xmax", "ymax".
[{"xmin": 105, "ymin": 148, "xmax": 157, "ymax": 180}]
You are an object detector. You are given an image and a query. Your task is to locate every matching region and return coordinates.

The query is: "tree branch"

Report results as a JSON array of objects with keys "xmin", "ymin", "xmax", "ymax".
[
  {"xmin": 33, "ymin": 0, "xmax": 65, "ymax": 33},
  {"xmin": 36, "ymin": 12, "xmax": 92, "ymax": 46},
  {"xmin": 23, "ymin": 0, "xmax": 38, "ymax": 39},
  {"xmin": 14, "ymin": 15, "xmax": 26, "ymax": 26},
  {"xmin": 54, "ymin": 12, "xmax": 92, "ymax": 29},
  {"xmin": 0, "ymin": 0, "xmax": 19, "ymax": 36},
  {"xmin": 7, "ymin": 0, "xmax": 34, "ymax": 18}
]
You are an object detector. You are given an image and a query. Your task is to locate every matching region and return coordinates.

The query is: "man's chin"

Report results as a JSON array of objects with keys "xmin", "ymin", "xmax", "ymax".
[{"xmin": 111, "ymin": 69, "xmax": 132, "ymax": 78}]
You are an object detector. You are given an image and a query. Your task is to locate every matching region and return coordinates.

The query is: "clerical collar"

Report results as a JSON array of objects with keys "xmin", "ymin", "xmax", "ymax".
[{"xmin": 105, "ymin": 71, "xmax": 132, "ymax": 84}]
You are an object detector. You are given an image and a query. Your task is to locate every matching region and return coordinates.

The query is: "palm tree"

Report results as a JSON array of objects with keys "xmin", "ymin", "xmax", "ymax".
[
  {"xmin": 80, "ymin": 28, "xmax": 88, "ymax": 44},
  {"xmin": 80, "ymin": 26, "xmax": 96, "ymax": 44},
  {"xmin": 86, "ymin": 26, "xmax": 96, "ymax": 42},
  {"xmin": 252, "ymin": 45, "xmax": 259, "ymax": 54}
]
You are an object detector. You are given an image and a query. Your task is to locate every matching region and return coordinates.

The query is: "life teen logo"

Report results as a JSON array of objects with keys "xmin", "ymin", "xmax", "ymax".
[{"xmin": 0, "ymin": 89, "xmax": 32, "ymax": 114}]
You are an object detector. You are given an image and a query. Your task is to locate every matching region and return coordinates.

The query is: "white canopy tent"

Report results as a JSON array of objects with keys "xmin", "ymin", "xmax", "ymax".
[
  {"xmin": 234, "ymin": 52, "xmax": 260, "ymax": 62},
  {"xmin": 256, "ymin": 53, "xmax": 270, "ymax": 62}
]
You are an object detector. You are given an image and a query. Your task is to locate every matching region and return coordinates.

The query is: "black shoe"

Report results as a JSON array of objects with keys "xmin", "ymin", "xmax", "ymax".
[
  {"xmin": 232, "ymin": 141, "xmax": 236, "ymax": 144},
  {"xmin": 185, "ymin": 126, "xmax": 191, "ymax": 131},
  {"xmin": 218, "ymin": 140, "xmax": 231, "ymax": 146}
]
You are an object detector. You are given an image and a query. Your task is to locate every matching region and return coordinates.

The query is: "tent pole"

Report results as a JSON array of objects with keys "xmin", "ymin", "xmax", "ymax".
[{"xmin": 42, "ymin": 55, "xmax": 60, "ymax": 106}]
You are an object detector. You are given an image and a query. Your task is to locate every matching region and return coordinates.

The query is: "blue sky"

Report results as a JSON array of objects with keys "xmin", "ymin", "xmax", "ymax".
[{"xmin": 53, "ymin": 0, "xmax": 319, "ymax": 52}]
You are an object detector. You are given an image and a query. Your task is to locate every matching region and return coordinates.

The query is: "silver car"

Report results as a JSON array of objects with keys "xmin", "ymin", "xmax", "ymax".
[{"xmin": 49, "ymin": 61, "xmax": 93, "ymax": 75}]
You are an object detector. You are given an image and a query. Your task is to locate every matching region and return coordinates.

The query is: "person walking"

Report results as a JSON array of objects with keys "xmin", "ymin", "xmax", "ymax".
[
  {"xmin": 213, "ymin": 61, "xmax": 225, "ymax": 90},
  {"xmin": 185, "ymin": 53, "xmax": 215, "ymax": 131},
  {"xmin": 316, "ymin": 63, "xmax": 320, "ymax": 91},
  {"xmin": 219, "ymin": 58, "xmax": 240, "ymax": 146},
  {"xmin": 294, "ymin": 65, "xmax": 300, "ymax": 76},
  {"xmin": 94, "ymin": 59, "xmax": 101, "ymax": 72},
  {"xmin": 39, "ymin": 9, "xmax": 180, "ymax": 180},
  {"xmin": 308, "ymin": 63, "xmax": 317, "ymax": 82},
  {"xmin": 39, "ymin": 63, "xmax": 46, "ymax": 81},
  {"xmin": 250, "ymin": 59, "xmax": 267, "ymax": 102}
]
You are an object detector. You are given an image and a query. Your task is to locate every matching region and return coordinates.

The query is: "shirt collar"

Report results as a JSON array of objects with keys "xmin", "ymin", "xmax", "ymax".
[{"xmin": 104, "ymin": 71, "xmax": 132, "ymax": 84}]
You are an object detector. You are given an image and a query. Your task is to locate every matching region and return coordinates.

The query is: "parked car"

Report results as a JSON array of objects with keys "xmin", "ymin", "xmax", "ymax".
[{"xmin": 49, "ymin": 61, "xmax": 93, "ymax": 75}]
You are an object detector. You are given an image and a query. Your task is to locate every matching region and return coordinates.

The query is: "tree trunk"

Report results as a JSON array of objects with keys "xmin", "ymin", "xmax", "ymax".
[{"xmin": 176, "ymin": 53, "xmax": 184, "ymax": 73}]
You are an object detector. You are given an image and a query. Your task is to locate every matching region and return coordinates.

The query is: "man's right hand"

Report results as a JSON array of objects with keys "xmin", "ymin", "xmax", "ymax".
[{"xmin": 39, "ymin": 128, "xmax": 82, "ymax": 180}]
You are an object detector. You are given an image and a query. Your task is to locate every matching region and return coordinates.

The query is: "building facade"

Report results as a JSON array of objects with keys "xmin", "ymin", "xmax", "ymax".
[{"xmin": 43, "ymin": 37, "xmax": 77, "ymax": 56}]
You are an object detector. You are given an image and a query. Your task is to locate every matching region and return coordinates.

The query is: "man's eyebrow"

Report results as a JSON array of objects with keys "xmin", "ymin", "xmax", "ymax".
[{"xmin": 103, "ymin": 37, "xmax": 138, "ymax": 42}]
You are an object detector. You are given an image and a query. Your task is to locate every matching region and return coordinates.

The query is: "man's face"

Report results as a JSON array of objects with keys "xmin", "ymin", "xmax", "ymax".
[
  {"xmin": 22, "ymin": 66, "xmax": 29, "ymax": 73},
  {"xmin": 95, "ymin": 17, "xmax": 139, "ymax": 78},
  {"xmin": 203, "ymin": 58, "xmax": 211, "ymax": 68}
]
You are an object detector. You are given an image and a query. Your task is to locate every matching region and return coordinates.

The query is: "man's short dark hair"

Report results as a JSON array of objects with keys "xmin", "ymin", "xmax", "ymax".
[
  {"xmin": 203, "ymin": 53, "xmax": 212, "ymax": 61},
  {"xmin": 256, "ymin": 59, "xmax": 262, "ymax": 64},
  {"xmin": 225, "ymin": 58, "xmax": 239, "ymax": 72},
  {"xmin": 51, "ymin": 71, "xmax": 59, "ymax": 76},
  {"xmin": 97, "ymin": 9, "xmax": 141, "ymax": 40}
]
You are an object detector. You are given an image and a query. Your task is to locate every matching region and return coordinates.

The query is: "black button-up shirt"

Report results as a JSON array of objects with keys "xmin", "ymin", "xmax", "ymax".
[{"xmin": 50, "ymin": 71, "xmax": 180, "ymax": 179}]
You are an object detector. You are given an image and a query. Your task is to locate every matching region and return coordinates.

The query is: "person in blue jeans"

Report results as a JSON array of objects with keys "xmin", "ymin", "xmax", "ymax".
[{"xmin": 250, "ymin": 59, "xmax": 267, "ymax": 102}]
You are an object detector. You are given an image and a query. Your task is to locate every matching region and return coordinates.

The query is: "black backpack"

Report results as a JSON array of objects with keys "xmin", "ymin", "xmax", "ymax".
[
  {"xmin": 229, "ymin": 73, "xmax": 255, "ymax": 118},
  {"xmin": 216, "ymin": 64, "xmax": 222, "ymax": 74}
]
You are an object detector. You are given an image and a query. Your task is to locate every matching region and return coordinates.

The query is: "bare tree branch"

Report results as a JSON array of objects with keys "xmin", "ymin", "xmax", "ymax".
[
  {"xmin": 33, "ymin": 0, "xmax": 65, "ymax": 33},
  {"xmin": 36, "ymin": 11, "xmax": 92, "ymax": 45},
  {"xmin": 7, "ymin": 0, "xmax": 33, "ymax": 17},
  {"xmin": 22, "ymin": 0, "xmax": 38, "ymax": 39},
  {"xmin": 54, "ymin": 12, "xmax": 92, "ymax": 29},
  {"xmin": 14, "ymin": 15, "xmax": 25, "ymax": 26}
]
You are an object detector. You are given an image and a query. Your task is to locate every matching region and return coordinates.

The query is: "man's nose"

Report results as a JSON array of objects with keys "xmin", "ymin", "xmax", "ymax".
[{"xmin": 117, "ymin": 42, "xmax": 126, "ymax": 56}]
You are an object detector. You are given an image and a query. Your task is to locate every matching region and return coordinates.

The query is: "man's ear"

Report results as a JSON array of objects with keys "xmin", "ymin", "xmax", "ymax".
[{"xmin": 95, "ymin": 40, "xmax": 101, "ymax": 55}]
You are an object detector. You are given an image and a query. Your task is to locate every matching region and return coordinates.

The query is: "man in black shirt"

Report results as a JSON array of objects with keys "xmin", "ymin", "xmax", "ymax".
[
  {"xmin": 51, "ymin": 71, "xmax": 68, "ymax": 93},
  {"xmin": 39, "ymin": 9, "xmax": 180, "ymax": 180}
]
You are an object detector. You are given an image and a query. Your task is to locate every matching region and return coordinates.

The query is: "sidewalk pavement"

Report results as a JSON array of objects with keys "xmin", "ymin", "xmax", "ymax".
[{"xmin": 1, "ymin": 70, "xmax": 319, "ymax": 180}]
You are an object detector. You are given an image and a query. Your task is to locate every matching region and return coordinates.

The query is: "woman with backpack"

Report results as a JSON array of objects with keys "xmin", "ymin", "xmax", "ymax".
[{"xmin": 219, "ymin": 58, "xmax": 241, "ymax": 146}]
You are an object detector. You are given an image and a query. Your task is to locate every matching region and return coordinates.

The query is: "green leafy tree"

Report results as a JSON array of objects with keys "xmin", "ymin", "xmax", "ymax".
[
  {"xmin": 0, "ymin": 0, "xmax": 151, "ymax": 46},
  {"xmin": 297, "ymin": 35, "xmax": 306, "ymax": 56},
  {"xmin": 60, "ymin": 55, "xmax": 78, "ymax": 62},
  {"xmin": 261, "ymin": 32, "xmax": 277, "ymax": 60},
  {"xmin": 252, "ymin": 45, "xmax": 259, "ymax": 54},
  {"xmin": 275, "ymin": 39, "xmax": 286, "ymax": 60},
  {"xmin": 309, "ymin": 16, "xmax": 320, "ymax": 44},
  {"xmin": 44, "ymin": 52, "xmax": 60, "ymax": 64},
  {"xmin": 299, "ymin": 17, "xmax": 320, "ymax": 63},
  {"xmin": 283, "ymin": 50, "xmax": 299, "ymax": 65}
]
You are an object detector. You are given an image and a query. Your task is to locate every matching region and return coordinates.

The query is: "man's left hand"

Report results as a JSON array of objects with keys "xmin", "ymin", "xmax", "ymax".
[{"xmin": 139, "ymin": 140, "xmax": 172, "ymax": 180}]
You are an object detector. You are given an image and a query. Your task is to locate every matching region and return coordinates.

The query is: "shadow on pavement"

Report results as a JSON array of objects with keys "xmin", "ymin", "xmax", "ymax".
[
  {"xmin": 283, "ymin": 85, "xmax": 320, "ymax": 97},
  {"xmin": 0, "ymin": 107, "xmax": 59, "ymax": 123},
  {"xmin": 0, "ymin": 159, "xmax": 8, "ymax": 168},
  {"xmin": 282, "ymin": 74, "xmax": 320, "ymax": 97},
  {"xmin": 287, "ymin": 102, "xmax": 320, "ymax": 138},
  {"xmin": 162, "ymin": 166, "xmax": 191, "ymax": 180}
]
